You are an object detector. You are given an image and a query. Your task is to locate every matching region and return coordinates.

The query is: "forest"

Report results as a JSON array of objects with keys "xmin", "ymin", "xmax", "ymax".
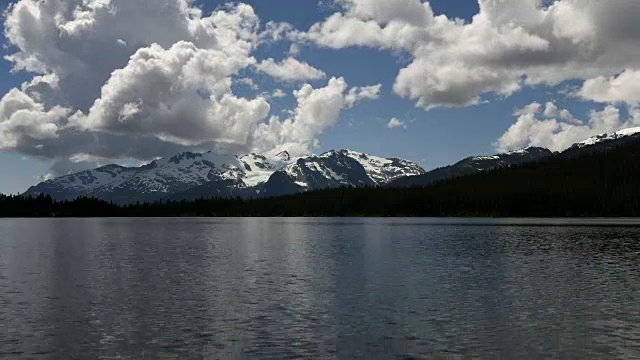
[{"xmin": 2, "ymin": 141, "xmax": 640, "ymax": 218}]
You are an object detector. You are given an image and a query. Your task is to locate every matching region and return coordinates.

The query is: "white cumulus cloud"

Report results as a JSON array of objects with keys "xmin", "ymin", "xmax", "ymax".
[
  {"xmin": 256, "ymin": 57, "xmax": 326, "ymax": 82},
  {"xmin": 271, "ymin": 89, "xmax": 287, "ymax": 98},
  {"xmin": 296, "ymin": 0, "xmax": 640, "ymax": 109},
  {"xmin": 236, "ymin": 77, "xmax": 259, "ymax": 90},
  {"xmin": 252, "ymin": 77, "xmax": 381, "ymax": 156},
  {"xmin": 0, "ymin": 0, "xmax": 374, "ymax": 178},
  {"xmin": 578, "ymin": 69, "xmax": 640, "ymax": 105},
  {"xmin": 0, "ymin": 89, "xmax": 72, "ymax": 149},
  {"xmin": 387, "ymin": 118, "xmax": 405, "ymax": 129},
  {"xmin": 78, "ymin": 41, "xmax": 270, "ymax": 147},
  {"xmin": 496, "ymin": 102, "xmax": 640, "ymax": 152}
]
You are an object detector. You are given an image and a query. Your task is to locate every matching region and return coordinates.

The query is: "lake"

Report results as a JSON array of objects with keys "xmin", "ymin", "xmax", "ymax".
[{"xmin": 1, "ymin": 218, "xmax": 640, "ymax": 358}]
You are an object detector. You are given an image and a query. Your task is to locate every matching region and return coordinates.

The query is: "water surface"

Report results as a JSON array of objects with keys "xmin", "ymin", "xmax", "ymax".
[{"xmin": 1, "ymin": 218, "xmax": 640, "ymax": 358}]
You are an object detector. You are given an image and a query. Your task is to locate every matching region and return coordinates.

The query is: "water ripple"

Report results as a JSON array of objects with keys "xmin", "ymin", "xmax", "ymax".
[{"xmin": 0, "ymin": 218, "xmax": 639, "ymax": 358}]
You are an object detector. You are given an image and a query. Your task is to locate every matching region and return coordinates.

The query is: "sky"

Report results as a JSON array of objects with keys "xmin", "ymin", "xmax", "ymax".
[{"xmin": 1, "ymin": 0, "xmax": 640, "ymax": 194}]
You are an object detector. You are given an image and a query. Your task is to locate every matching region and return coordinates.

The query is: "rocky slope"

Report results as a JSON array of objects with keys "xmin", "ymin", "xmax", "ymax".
[{"xmin": 261, "ymin": 150, "xmax": 425, "ymax": 196}]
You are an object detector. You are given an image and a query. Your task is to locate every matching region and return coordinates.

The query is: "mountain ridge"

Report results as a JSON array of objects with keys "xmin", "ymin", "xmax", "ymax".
[
  {"xmin": 24, "ymin": 149, "xmax": 425, "ymax": 203},
  {"xmin": 7, "ymin": 135, "xmax": 640, "ymax": 217},
  {"xmin": 390, "ymin": 146, "xmax": 554, "ymax": 188},
  {"xmin": 392, "ymin": 127, "xmax": 640, "ymax": 188},
  {"xmin": 24, "ymin": 127, "xmax": 640, "ymax": 202}
]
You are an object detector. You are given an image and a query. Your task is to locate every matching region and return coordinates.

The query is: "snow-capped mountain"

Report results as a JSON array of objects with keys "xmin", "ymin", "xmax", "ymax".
[
  {"xmin": 239, "ymin": 153, "xmax": 286, "ymax": 187},
  {"xmin": 24, "ymin": 149, "xmax": 424, "ymax": 202},
  {"xmin": 559, "ymin": 127, "xmax": 640, "ymax": 161},
  {"xmin": 24, "ymin": 164, "xmax": 140, "ymax": 201},
  {"xmin": 27, "ymin": 126, "xmax": 640, "ymax": 202},
  {"xmin": 24, "ymin": 151, "xmax": 285, "ymax": 203},
  {"xmin": 391, "ymin": 147, "xmax": 554, "ymax": 188},
  {"xmin": 260, "ymin": 150, "xmax": 425, "ymax": 196},
  {"xmin": 571, "ymin": 127, "xmax": 640, "ymax": 149},
  {"xmin": 338, "ymin": 150, "xmax": 426, "ymax": 184}
]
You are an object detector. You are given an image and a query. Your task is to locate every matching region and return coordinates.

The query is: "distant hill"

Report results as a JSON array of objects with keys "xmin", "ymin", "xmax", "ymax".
[
  {"xmin": 391, "ymin": 127, "xmax": 640, "ymax": 188},
  {"xmin": 390, "ymin": 147, "xmax": 554, "ymax": 188}
]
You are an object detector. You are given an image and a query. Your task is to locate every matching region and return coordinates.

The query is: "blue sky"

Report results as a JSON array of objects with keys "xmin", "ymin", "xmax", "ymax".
[{"xmin": 0, "ymin": 0, "xmax": 638, "ymax": 194}]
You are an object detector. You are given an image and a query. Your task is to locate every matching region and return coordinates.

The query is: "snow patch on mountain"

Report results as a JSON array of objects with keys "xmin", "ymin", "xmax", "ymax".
[
  {"xmin": 51, "ymin": 165, "xmax": 136, "ymax": 195},
  {"xmin": 239, "ymin": 153, "xmax": 279, "ymax": 187},
  {"xmin": 337, "ymin": 150, "xmax": 426, "ymax": 184},
  {"xmin": 130, "ymin": 152, "xmax": 245, "ymax": 194},
  {"xmin": 472, "ymin": 155, "xmax": 500, "ymax": 161},
  {"xmin": 25, "ymin": 149, "xmax": 426, "ymax": 202},
  {"xmin": 260, "ymin": 149, "xmax": 426, "ymax": 196},
  {"xmin": 573, "ymin": 127, "xmax": 640, "ymax": 148}
]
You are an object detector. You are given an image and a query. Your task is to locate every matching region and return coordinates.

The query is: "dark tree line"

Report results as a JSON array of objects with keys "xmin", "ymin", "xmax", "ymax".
[{"xmin": 3, "ymin": 141, "xmax": 640, "ymax": 217}]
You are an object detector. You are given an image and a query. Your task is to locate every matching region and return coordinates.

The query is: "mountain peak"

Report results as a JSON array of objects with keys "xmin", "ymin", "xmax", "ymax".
[
  {"xmin": 286, "ymin": 149, "xmax": 425, "ymax": 186},
  {"xmin": 573, "ymin": 127, "xmax": 640, "ymax": 149},
  {"xmin": 259, "ymin": 149, "xmax": 425, "ymax": 196},
  {"xmin": 275, "ymin": 150, "xmax": 291, "ymax": 162}
]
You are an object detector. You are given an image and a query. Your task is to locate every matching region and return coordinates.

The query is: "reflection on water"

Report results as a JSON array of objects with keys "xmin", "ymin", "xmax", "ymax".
[{"xmin": 1, "ymin": 218, "xmax": 640, "ymax": 358}]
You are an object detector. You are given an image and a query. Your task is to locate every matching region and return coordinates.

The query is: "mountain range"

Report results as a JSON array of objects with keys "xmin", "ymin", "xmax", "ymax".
[
  {"xmin": 23, "ymin": 127, "xmax": 640, "ymax": 203},
  {"xmin": 24, "ymin": 148, "xmax": 425, "ymax": 203}
]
